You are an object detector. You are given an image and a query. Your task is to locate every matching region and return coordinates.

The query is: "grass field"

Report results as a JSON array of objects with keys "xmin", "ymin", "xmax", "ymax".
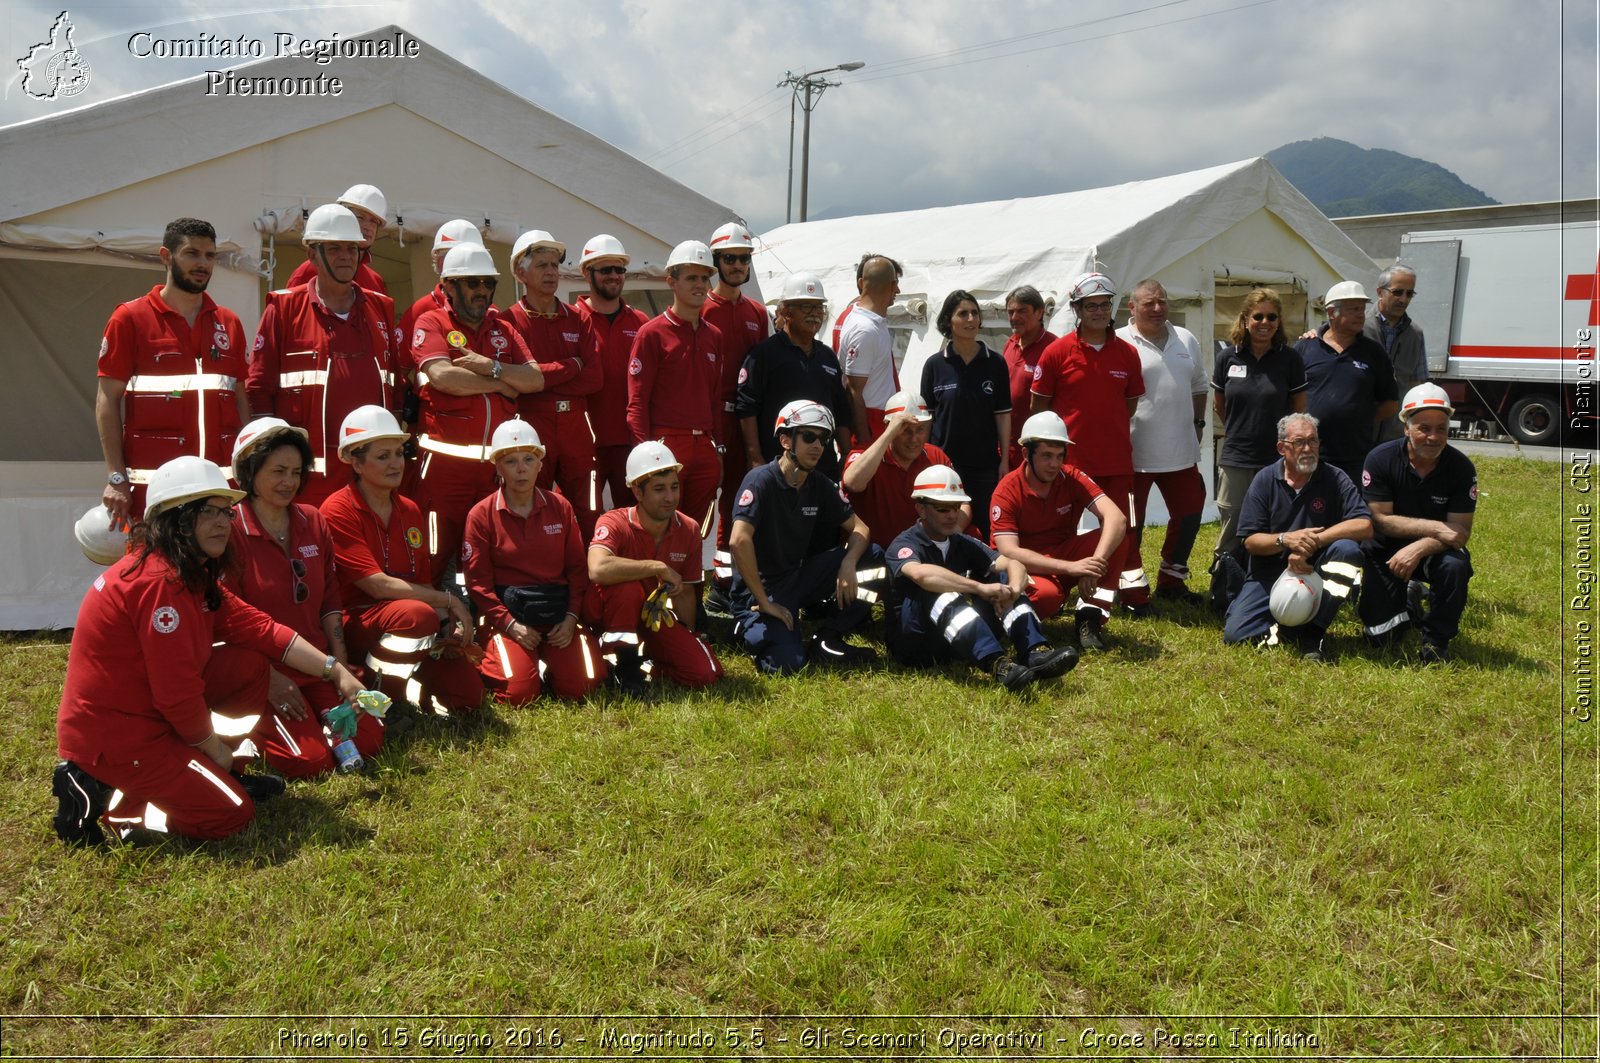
[{"xmin": 1, "ymin": 455, "xmax": 1593, "ymax": 1059}]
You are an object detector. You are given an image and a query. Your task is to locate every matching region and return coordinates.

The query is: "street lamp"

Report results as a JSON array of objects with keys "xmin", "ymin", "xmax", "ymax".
[{"xmin": 781, "ymin": 61, "xmax": 865, "ymax": 224}]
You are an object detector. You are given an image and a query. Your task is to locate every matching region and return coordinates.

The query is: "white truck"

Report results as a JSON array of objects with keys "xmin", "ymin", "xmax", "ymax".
[{"xmin": 1400, "ymin": 221, "xmax": 1596, "ymax": 445}]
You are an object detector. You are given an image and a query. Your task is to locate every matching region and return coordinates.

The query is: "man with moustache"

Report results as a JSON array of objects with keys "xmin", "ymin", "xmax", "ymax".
[
  {"xmin": 98, "ymin": 217, "xmax": 249, "ymax": 522},
  {"xmin": 1367, "ymin": 265, "xmax": 1429, "ymax": 443},
  {"xmin": 1224, "ymin": 413, "xmax": 1372, "ymax": 660},
  {"xmin": 573, "ymin": 234, "xmax": 650, "ymax": 511},
  {"xmin": 704, "ymin": 223, "xmax": 772, "ymax": 565}
]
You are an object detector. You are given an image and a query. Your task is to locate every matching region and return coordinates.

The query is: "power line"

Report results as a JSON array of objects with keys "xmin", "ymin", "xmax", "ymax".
[{"xmin": 641, "ymin": 87, "xmax": 787, "ymax": 164}]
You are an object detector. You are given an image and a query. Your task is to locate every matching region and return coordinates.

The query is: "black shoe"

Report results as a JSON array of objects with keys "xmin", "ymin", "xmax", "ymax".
[
  {"xmin": 609, "ymin": 647, "xmax": 649, "ymax": 696},
  {"xmin": 1025, "ymin": 644, "xmax": 1079, "ymax": 680},
  {"xmin": 1155, "ymin": 584, "xmax": 1206, "ymax": 607},
  {"xmin": 1406, "ymin": 580, "xmax": 1429, "ymax": 626},
  {"xmin": 1419, "ymin": 640, "xmax": 1451, "ymax": 665},
  {"xmin": 702, "ymin": 584, "xmax": 735, "ymax": 620},
  {"xmin": 1124, "ymin": 602, "xmax": 1153, "ymax": 619},
  {"xmin": 236, "ymin": 772, "xmax": 286, "ymax": 803},
  {"xmin": 810, "ymin": 632, "xmax": 877, "ymax": 668},
  {"xmin": 1297, "ymin": 630, "xmax": 1329, "ymax": 663},
  {"xmin": 992, "ymin": 656, "xmax": 1035, "ymax": 692},
  {"xmin": 52, "ymin": 760, "xmax": 111, "ymax": 847},
  {"xmin": 1075, "ymin": 613, "xmax": 1107, "ymax": 653}
]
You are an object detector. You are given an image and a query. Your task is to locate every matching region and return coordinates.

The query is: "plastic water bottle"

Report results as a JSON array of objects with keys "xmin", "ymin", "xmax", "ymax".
[{"xmin": 322, "ymin": 711, "xmax": 364, "ymax": 774}]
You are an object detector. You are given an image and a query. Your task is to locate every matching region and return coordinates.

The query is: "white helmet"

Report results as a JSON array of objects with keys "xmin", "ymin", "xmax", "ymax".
[
  {"xmin": 666, "ymin": 240, "xmax": 714, "ymax": 271},
  {"xmin": 626, "ymin": 440, "xmax": 682, "ymax": 486},
  {"xmin": 883, "ymin": 389, "xmax": 932, "ymax": 423},
  {"xmin": 774, "ymin": 399, "xmax": 835, "ymax": 439},
  {"xmin": 580, "ymin": 234, "xmax": 630, "ymax": 268},
  {"xmin": 74, "ymin": 504, "xmax": 127, "ymax": 566},
  {"xmin": 337, "ymin": 405, "xmax": 409, "ymax": 461},
  {"xmin": 511, "ymin": 229, "xmax": 566, "ymax": 269},
  {"xmin": 432, "ymin": 219, "xmax": 481, "ymax": 255},
  {"xmin": 145, "ymin": 456, "xmax": 244, "ymax": 519},
  {"xmin": 911, "ymin": 464, "xmax": 971, "ymax": 504},
  {"xmin": 780, "ymin": 272, "xmax": 827, "ymax": 302},
  {"xmin": 1018, "ymin": 410, "xmax": 1071, "ymax": 446},
  {"xmin": 303, "ymin": 204, "xmax": 364, "ymax": 244},
  {"xmin": 440, "ymin": 243, "xmax": 499, "ymax": 279},
  {"xmin": 489, "ymin": 419, "xmax": 546, "ymax": 460},
  {"xmin": 1269, "ymin": 568, "xmax": 1324, "ymax": 627},
  {"xmin": 708, "ymin": 222, "xmax": 755, "ymax": 253},
  {"xmin": 231, "ymin": 417, "xmax": 309, "ymax": 484},
  {"xmin": 336, "ymin": 183, "xmax": 387, "ymax": 221},
  {"xmin": 1399, "ymin": 382, "xmax": 1454, "ymax": 421},
  {"xmin": 1069, "ymin": 272, "xmax": 1117, "ymax": 303},
  {"xmin": 1323, "ymin": 280, "xmax": 1371, "ymax": 306}
]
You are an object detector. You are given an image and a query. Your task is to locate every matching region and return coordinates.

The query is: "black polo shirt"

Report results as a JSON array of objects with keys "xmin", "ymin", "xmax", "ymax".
[
  {"xmin": 884, "ymin": 520, "xmax": 1000, "ymax": 618},
  {"xmin": 1296, "ymin": 327, "xmax": 1397, "ymax": 469},
  {"xmin": 1237, "ymin": 459, "xmax": 1371, "ymax": 582},
  {"xmin": 919, "ymin": 341, "xmax": 1012, "ymax": 471},
  {"xmin": 729, "ymin": 458, "xmax": 853, "ymax": 607},
  {"xmin": 1211, "ymin": 343, "xmax": 1307, "ymax": 467},
  {"xmin": 735, "ymin": 332, "xmax": 853, "ymax": 474},
  {"xmin": 1360, "ymin": 438, "xmax": 1478, "ymax": 551}
]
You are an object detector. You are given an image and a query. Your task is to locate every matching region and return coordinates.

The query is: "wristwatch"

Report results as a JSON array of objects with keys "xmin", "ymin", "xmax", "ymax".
[
  {"xmin": 1275, "ymin": 533, "xmax": 1286, "ymax": 550},
  {"xmin": 490, "ymin": 359, "xmax": 503, "ymax": 380},
  {"xmin": 107, "ymin": 470, "xmax": 128, "ymax": 486},
  {"xmin": 321, "ymin": 654, "xmax": 337, "ymax": 680}
]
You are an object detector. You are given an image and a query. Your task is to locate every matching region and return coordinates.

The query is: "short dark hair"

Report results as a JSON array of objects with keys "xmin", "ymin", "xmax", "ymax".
[
  {"xmin": 856, "ymin": 252, "xmax": 903, "ymax": 281},
  {"xmin": 1005, "ymin": 285, "xmax": 1044, "ymax": 311},
  {"xmin": 936, "ymin": 289, "xmax": 980, "ymax": 339},
  {"xmin": 235, "ymin": 428, "xmax": 313, "ymax": 500},
  {"xmin": 163, "ymin": 218, "xmax": 216, "ymax": 253}
]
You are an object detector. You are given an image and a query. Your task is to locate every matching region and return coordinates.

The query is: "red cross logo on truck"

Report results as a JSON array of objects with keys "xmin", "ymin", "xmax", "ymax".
[{"xmin": 1565, "ymin": 255, "xmax": 1600, "ymax": 325}]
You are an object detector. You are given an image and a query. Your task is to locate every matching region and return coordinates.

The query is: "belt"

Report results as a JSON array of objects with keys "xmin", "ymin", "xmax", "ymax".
[
  {"xmin": 417, "ymin": 434, "xmax": 492, "ymax": 461},
  {"xmin": 555, "ymin": 400, "xmax": 571, "ymax": 413},
  {"xmin": 723, "ymin": 401, "xmax": 737, "ymax": 414},
  {"xmin": 658, "ymin": 428, "xmax": 712, "ymax": 437}
]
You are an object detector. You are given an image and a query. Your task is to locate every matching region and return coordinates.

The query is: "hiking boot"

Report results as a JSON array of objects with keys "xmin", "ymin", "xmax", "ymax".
[
  {"xmin": 1419, "ymin": 640, "xmax": 1451, "ymax": 665},
  {"xmin": 1025, "ymin": 644, "xmax": 1079, "ymax": 680},
  {"xmin": 809, "ymin": 632, "xmax": 877, "ymax": 668},
  {"xmin": 992, "ymin": 656, "xmax": 1035, "ymax": 692},
  {"xmin": 609, "ymin": 645, "xmax": 649, "ymax": 696},
  {"xmin": 236, "ymin": 772, "xmax": 285, "ymax": 803},
  {"xmin": 1075, "ymin": 612, "xmax": 1107, "ymax": 653},
  {"xmin": 1155, "ymin": 584, "xmax": 1206, "ymax": 607},
  {"xmin": 52, "ymin": 760, "xmax": 111, "ymax": 847},
  {"xmin": 1124, "ymin": 602, "xmax": 1153, "ymax": 619}
]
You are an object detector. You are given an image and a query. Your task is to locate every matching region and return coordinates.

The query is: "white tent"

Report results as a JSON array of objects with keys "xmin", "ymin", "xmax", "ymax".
[
  {"xmin": 0, "ymin": 25, "xmax": 746, "ymax": 629},
  {"xmin": 755, "ymin": 157, "xmax": 1378, "ymax": 528}
]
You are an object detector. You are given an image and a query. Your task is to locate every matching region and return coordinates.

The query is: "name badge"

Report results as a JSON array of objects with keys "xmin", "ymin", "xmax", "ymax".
[{"xmin": 1228, "ymin": 364, "xmax": 1248, "ymax": 378}]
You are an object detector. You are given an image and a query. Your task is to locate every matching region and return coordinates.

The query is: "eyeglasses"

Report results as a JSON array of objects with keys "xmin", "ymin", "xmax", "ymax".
[
  {"xmin": 1381, "ymin": 287, "xmax": 1417, "ymax": 298},
  {"xmin": 1080, "ymin": 300, "xmax": 1114, "ymax": 313},
  {"xmin": 716, "ymin": 253, "xmax": 752, "ymax": 265},
  {"xmin": 796, "ymin": 429, "xmax": 832, "ymax": 446},
  {"xmin": 1281, "ymin": 438, "xmax": 1319, "ymax": 451},
  {"xmin": 290, "ymin": 557, "xmax": 309, "ymax": 604},
  {"xmin": 1250, "ymin": 313, "xmax": 1280, "ymax": 323},
  {"xmin": 459, "ymin": 278, "xmax": 497, "ymax": 292},
  {"xmin": 193, "ymin": 503, "xmax": 236, "ymax": 523},
  {"xmin": 591, "ymin": 266, "xmax": 627, "ymax": 276}
]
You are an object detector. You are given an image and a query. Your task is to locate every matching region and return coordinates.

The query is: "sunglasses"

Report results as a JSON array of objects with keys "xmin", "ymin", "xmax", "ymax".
[
  {"xmin": 716, "ymin": 253, "xmax": 752, "ymax": 265},
  {"xmin": 1382, "ymin": 287, "xmax": 1417, "ymax": 297},
  {"xmin": 459, "ymin": 278, "xmax": 497, "ymax": 292},
  {"xmin": 591, "ymin": 266, "xmax": 627, "ymax": 276},
  {"xmin": 926, "ymin": 502, "xmax": 961, "ymax": 514},
  {"xmin": 290, "ymin": 557, "xmax": 309, "ymax": 604},
  {"xmin": 1250, "ymin": 313, "xmax": 1280, "ymax": 323},
  {"xmin": 796, "ymin": 429, "xmax": 832, "ymax": 446}
]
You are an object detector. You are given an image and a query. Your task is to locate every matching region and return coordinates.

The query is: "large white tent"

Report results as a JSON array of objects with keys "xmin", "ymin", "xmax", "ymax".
[{"xmin": 0, "ymin": 25, "xmax": 745, "ymax": 629}]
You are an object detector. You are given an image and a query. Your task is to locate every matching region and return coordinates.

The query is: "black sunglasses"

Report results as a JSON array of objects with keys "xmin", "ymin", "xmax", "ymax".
[{"xmin": 796, "ymin": 429, "xmax": 832, "ymax": 446}]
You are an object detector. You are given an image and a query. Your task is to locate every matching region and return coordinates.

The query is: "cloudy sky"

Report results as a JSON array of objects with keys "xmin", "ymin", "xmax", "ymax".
[{"xmin": 3, "ymin": 0, "xmax": 1594, "ymax": 234}]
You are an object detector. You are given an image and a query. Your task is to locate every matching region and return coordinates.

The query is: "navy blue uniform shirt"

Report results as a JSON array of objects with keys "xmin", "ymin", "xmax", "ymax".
[
  {"xmin": 1360, "ymin": 438, "xmax": 1477, "ymax": 552},
  {"xmin": 729, "ymin": 458, "xmax": 853, "ymax": 605},
  {"xmin": 1238, "ymin": 458, "xmax": 1371, "ymax": 582}
]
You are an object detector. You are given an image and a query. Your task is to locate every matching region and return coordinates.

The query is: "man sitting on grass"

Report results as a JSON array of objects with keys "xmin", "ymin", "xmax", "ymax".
[
  {"xmin": 884, "ymin": 465, "xmax": 1077, "ymax": 691},
  {"xmin": 1224, "ymin": 412, "xmax": 1371, "ymax": 661}
]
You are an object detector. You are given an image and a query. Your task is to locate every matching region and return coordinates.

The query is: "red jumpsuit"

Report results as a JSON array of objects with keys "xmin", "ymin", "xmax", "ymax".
[
  {"xmin": 246, "ymin": 283, "xmax": 401, "ymax": 507},
  {"xmin": 411, "ymin": 304, "xmax": 532, "ymax": 581},
  {"xmin": 286, "ymin": 250, "xmax": 388, "ymax": 296},
  {"xmin": 989, "ymin": 463, "xmax": 1108, "ymax": 619},
  {"xmin": 98, "ymin": 285, "xmax": 247, "ymax": 517},
  {"xmin": 220, "ymin": 502, "xmax": 383, "ymax": 777},
  {"xmin": 57, "ymin": 553, "xmax": 297, "ymax": 840},
  {"xmin": 625, "ymin": 308, "xmax": 724, "ymax": 550},
  {"xmin": 463, "ymin": 487, "xmax": 605, "ymax": 702},
  {"xmin": 1030, "ymin": 331, "xmax": 1146, "ymax": 611},
  {"xmin": 574, "ymin": 296, "xmax": 650, "ymax": 511},
  {"xmin": 702, "ymin": 290, "xmax": 771, "ymax": 550},
  {"xmin": 1002, "ymin": 329, "xmax": 1057, "ymax": 468},
  {"xmin": 396, "ymin": 284, "xmax": 451, "ymax": 501},
  {"xmin": 584, "ymin": 506, "xmax": 723, "ymax": 689},
  {"xmin": 506, "ymin": 300, "xmax": 603, "ymax": 538},
  {"xmin": 320, "ymin": 484, "xmax": 484, "ymax": 713}
]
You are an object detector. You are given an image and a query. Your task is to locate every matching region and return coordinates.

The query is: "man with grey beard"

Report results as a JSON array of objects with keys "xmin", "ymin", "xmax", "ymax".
[{"xmin": 1223, "ymin": 412, "xmax": 1372, "ymax": 660}]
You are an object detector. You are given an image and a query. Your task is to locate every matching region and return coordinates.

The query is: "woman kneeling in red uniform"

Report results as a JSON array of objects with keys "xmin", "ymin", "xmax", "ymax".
[
  {"xmin": 320, "ymin": 406, "xmax": 484, "ymax": 715},
  {"xmin": 221, "ymin": 418, "xmax": 383, "ymax": 777},
  {"xmin": 463, "ymin": 420, "xmax": 606, "ymax": 702},
  {"xmin": 53, "ymin": 456, "xmax": 369, "ymax": 844}
]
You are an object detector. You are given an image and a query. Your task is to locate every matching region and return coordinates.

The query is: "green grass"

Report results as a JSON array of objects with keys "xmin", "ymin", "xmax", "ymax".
[{"xmin": 0, "ymin": 456, "xmax": 1592, "ymax": 1058}]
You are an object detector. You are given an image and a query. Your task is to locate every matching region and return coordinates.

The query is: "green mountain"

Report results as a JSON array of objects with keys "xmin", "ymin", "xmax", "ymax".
[{"xmin": 1266, "ymin": 137, "xmax": 1498, "ymax": 216}]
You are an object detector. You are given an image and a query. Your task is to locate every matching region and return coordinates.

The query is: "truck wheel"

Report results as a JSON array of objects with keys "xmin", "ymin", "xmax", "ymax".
[{"xmin": 1507, "ymin": 393, "xmax": 1562, "ymax": 446}]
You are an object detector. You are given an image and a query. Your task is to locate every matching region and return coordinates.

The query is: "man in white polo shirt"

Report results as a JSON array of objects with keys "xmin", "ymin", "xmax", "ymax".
[{"xmin": 838, "ymin": 253, "xmax": 903, "ymax": 442}]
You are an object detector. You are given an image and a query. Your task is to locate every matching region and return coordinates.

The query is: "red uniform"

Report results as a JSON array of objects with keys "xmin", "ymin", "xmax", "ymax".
[
  {"xmin": 286, "ymin": 251, "xmax": 388, "ymax": 296},
  {"xmin": 246, "ymin": 283, "xmax": 401, "ymax": 507},
  {"xmin": 320, "ymin": 484, "xmax": 484, "ymax": 714},
  {"xmin": 584, "ymin": 506, "xmax": 723, "ymax": 689},
  {"xmin": 1003, "ymin": 329, "xmax": 1057, "ymax": 467},
  {"xmin": 463, "ymin": 487, "xmax": 604, "ymax": 702},
  {"xmin": 396, "ymin": 284, "xmax": 451, "ymax": 501},
  {"xmin": 626, "ymin": 308, "xmax": 724, "ymax": 542},
  {"xmin": 989, "ymin": 463, "xmax": 1109, "ymax": 619},
  {"xmin": 703, "ymin": 290, "xmax": 772, "ymax": 550},
  {"xmin": 98, "ymin": 285, "xmax": 247, "ymax": 516},
  {"xmin": 843, "ymin": 442, "xmax": 955, "ymax": 549},
  {"xmin": 506, "ymin": 299, "xmax": 603, "ymax": 537},
  {"xmin": 575, "ymin": 296, "xmax": 650, "ymax": 510},
  {"xmin": 1030, "ymin": 331, "xmax": 1146, "ymax": 609},
  {"xmin": 411, "ymin": 304, "xmax": 532, "ymax": 580},
  {"xmin": 57, "ymin": 553, "xmax": 297, "ymax": 839},
  {"xmin": 222, "ymin": 502, "xmax": 382, "ymax": 777}
]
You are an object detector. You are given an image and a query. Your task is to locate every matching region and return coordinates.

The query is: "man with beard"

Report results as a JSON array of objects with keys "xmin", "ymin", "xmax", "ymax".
[
  {"xmin": 1358, "ymin": 384, "xmax": 1477, "ymax": 664},
  {"xmin": 1224, "ymin": 413, "xmax": 1372, "ymax": 660},
  {"xmin": 573, "ymin": 234, "xmax": 649, "ymax": 511},
  {"xmin": 97, "ymin": 217, "xmax": 249, "ymax": 522},
  {"xmin": 410, "ymin": 243, "xmax": 542, "ymax": 582},
  {"xmin": 703, "ymin": 223, "xmax": 771, "ymax": 561},
  {"xmin": 247, "ymin": 204, "xmax": 402, "ymax": 506},
  {"xmin": 1368, "ymin": 266, "xmax": 1429, "ymax": 444}
]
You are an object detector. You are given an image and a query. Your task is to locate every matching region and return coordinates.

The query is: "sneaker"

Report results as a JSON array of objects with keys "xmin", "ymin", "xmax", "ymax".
[
  {"xmin": 702, "ymin": 584, "xmax": 736, "ymax": 620},
  {"xmin": 1419, "ymin": 640, "xmax": 1451, "ymax": 665},
  {"xmin": 235, "ymin": 772, "xmax": 286, "ymax": 803},
  {"xmin": 1155, "ymin": 584, "xmax": 1206, "ymax": 607},
  {"xmin": 809, "ymin": 632, "xmax": 878, "ymax": 668},
  {"xmin": 52, "ymin": 760, "xmax": 111, "ymax": 847},
  {"xmin": 1075, "ymin": 613, "xmax": 1107, "ymax": 653},
  {"xmin": 1025, "ymin": 644, "xmax": 1080, "ymax": 680},
  {"xmin": 992, "ymin": 656, "xmax": 1035, "ymax": 692}
]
